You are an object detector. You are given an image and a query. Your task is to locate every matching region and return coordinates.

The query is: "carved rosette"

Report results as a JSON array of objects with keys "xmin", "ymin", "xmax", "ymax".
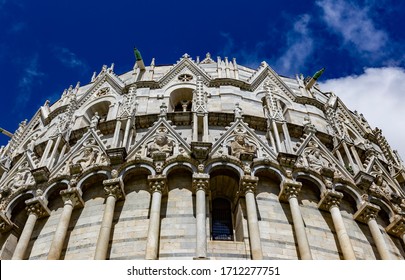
[
  {"xmin": 192, "ymin": 173, "xmax": 209, "ymax": 192},
  {"xmin": 148, "ymin": 175, "xmax": 167, "ymax": 194},
  {"xmin": 353, "ymin": 202, "xmax": 380, "ymax": 224},
  {"xmin": 386, "ymin": 215, "xmax": 405, "ymax": 238},
  {"xmin": 240, "ymin": 175, "xmax": 258, "ymax": 194},
  {"xmin": 103, "ymin": 177, "xmax": 125, "ymax": 200},
  {"xmin": 0, "ymin": 211, "xmax": 14, "ymax": 233},
  {"xmin": 279, "ymin": 179, "xmax": 302, "ymax": 202},
  {"xmin": 318, "ymin": 190, "xmax": 344, "ymax": 211},
  {"xmin": 25, "ymin": 198, "xmax": 51, "ymax": 219},
  {"xmin": 60, "ymin": 187, "xmax": 85, "ymax": 208}
]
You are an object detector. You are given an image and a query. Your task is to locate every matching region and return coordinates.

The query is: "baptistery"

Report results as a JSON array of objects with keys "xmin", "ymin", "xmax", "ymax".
[{"xmin": 0, "ymin": 52, "xmax": 404, "ymax": 260}]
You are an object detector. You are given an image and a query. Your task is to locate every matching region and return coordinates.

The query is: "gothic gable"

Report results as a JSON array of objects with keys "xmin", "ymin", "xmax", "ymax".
[
  {"xmin": 50, "ymin": 129, "xmax": 109, "ymax": 178},
  {"xmin": 76, "ymin": 69, "xmax": 125, "ymax": 108},
  {"xmin": 295, "ymin": 134, "xmax": 354, "ymax": 181},
  {"xmin": 127, "ymin": 115, "xmax": 191, "ymax": 161},
  {"xmin": 247, "ymin": 62, "xmax": 297, "ymax": 100},
  {"xmin": 158, "ymin": 55, "xmax": 212, "ymax": 88},
  {"xmin": 0, "ymin": 154, "xmax": 36, "ymax": 200},
  {"xmin": 209, "ymin": 118, "xmax": 277, "ymax": 161}
]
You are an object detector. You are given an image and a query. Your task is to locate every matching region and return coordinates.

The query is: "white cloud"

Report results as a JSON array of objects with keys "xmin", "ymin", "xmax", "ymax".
[
  {"xmin": 320, "ymin": 67, "xmax": 405, "ymax": 161},
  {"xmin": 275, "ymin": 14, "xmax": 314, "ymax": 75},
  {"xmin": 316, "ymin": 0, "xmax": 388, "ymax": 54},
  {"xmin": 53, "ymin": 46, "xmax": 88, "ymax": 71},
  {"xmin": 16, "ymin": 54, "xmax": 45, "ymax": 110}
]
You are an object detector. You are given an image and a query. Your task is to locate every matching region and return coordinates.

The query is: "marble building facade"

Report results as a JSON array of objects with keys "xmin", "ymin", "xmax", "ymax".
[{"xmin": 0, "ymin": 53, "xmax": 404, "ymax": 260}]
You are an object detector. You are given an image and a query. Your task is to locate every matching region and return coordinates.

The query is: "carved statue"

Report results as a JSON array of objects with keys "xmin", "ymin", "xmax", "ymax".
[
  {"xmin": 90, "ymin": 112, "xmax": 100, "ymax": 129},
  {"xmin": 76, "ymin": 147, "xmax": 96, "ymax": 169},
  {"xmin": 147, "ymin": 132, "xmax": 173, "ymax": 157},
  {"xmin": 230, "ymin": 134, "xmax": 256, "ymax": 159},
  {"xmin": 306, "ymin": 150, "xmax": 331, "ymax": 171}
]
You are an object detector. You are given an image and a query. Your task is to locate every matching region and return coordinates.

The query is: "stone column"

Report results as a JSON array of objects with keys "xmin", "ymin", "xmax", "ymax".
[
  {"xmin": 121, "ymin": 118, "xmax": 132, "ymax": 149},
  {"xmin": 241, "ymin": 175, "xmax": 263, "ymax": 260},
  {"xmin": 318, "ymin": 190, "xmax": 356, "ymax": 260},
  {"xmin": 94, "ymin": 175, "xmax": 125, "ymax": 260},
  {"xmin": 342, "ymin": 142, "xmax": 357, "ymax": 173},
  {"xmin": 350, "ymin": 146, "xmax": 364, "ymax": 171},
  {"xmin": 193, "ymin": 113, "xmax": 198, "ymax": 141},
  {"xmin": 47, "ymin": 134, "xmax": 62, "ymax": 168},
  {"xmin": 279, "ymin": 179, "xmax": 312, "ymax": 260},
  {"xmin": 192, "ymin": 172, "xmax": 209, "ymax": 259},
  {"xmin": 354, "ymin": 202, "xmax": 391, "ymax": 260},
  {"xmin": 39, "ymin": 138, "xmax": 54, "ymax": 166},
  {"xmin": 145, "ymin": 175, "xmax": 166, "ymax": 260},
  {"xmin": 47, "ymin": 187, "xmax": 84, "ymax": 260},
  {"xmin": 203, "ymin": 114, "xmax": 209, "ymax": 142},
  {"xmin": 282, "ymin": 122, "xmax": 292, "ymax": 153},
  {"xmin": 112, "ymin": 119, "xmax": 122, "ymax": 148},
  {"xmin": 272, "ymin": 120, "xmax": 282, "ymax": 152},
  {"xmin": 386, "ymin": 215, "xmax": 405, "ymax": 252},
  {"xmin": 12, "ymin": 197, "xmax": 50, "ymax": 260}
]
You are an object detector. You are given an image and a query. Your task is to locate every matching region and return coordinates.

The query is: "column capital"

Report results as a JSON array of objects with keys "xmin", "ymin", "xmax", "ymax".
[
  {"xmin": 386, "ymin": 215, "xmax": 405, "ymax": 238},
  {"xmin": 60, "ymin": 187, "xmax": 85, "ymax": 208},
  {"xmin": 240, "ymin": 175, "xmax": 259, "ymax": 194},
  {"xmin": 0, "ymin": 211, "xmax": 14, "ymax": 233},
  {"xmin": 103, "ymin": 177, "xmax": 125, "ymax": 200},
  {"xmin": 318, "ymin": 190, "xmax": 344, "ymax": 211},
  {"xmin": 192, "ymin": 173, "xmax": 209, "ymax": 192},
  {"xmin": 279, "ymin": 179, "xmax": 302, "ymax": 202},
  {"xmin": 148, "ymin": 174, "xmax": 167, "ymax": 193},
  {"xmin": 353, "ymin": 202, "xmax": 380, "ymax": 224},
  {"xmin": 25, "ymin": 197, "xmax": 51, "ymax": 219}
]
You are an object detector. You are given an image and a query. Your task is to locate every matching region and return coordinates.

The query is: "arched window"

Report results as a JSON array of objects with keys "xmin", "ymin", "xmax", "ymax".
[
  {"xmin": 212, "ymin": 198, "xmax": 233, "ymax": 241},
  {"xmin": 169, "ymin": 88, "xmax": 193, "ymax": 112}
]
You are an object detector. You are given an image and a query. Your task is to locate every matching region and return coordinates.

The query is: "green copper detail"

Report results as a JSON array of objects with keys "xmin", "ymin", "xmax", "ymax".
[
  {"xmin": 313, "ymin": 68, "xmax": 325, "ymax": 80},
  {"xmin": 134, "ymin": 48, "xmax": 142, "ymax": 61}
]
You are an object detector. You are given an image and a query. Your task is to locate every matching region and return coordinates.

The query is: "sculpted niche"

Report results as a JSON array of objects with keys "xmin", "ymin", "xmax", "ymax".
[{"xmin": 147, "ymin": 131, "xmax": 174, "ymax": 158}]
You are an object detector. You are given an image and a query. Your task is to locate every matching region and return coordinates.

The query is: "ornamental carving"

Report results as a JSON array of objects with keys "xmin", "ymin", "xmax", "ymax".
[
  {"xmin": 230, "ymin": 133, "xmax": 257, "ymax": 160},
  {"xmin": 147, "ymin": 130, "xmax": 174, "ymax": 158}
]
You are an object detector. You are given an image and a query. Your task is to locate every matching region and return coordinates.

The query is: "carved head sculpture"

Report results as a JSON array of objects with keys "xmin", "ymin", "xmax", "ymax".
[
  {"xmin": 235, "ymin": 134, "xmax": 246, "ymax": 145},
  {"xmin": 155, "ymin": 132, "xmax": 168, "ymax": 146}
]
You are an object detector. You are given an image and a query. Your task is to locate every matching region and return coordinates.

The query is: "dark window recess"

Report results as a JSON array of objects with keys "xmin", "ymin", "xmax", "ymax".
[{"xmin": 212, "ymin": 198, "xmax": 233, "ymax": 241}]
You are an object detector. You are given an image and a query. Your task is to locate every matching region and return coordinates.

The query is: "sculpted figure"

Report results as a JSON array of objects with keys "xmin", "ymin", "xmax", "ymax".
[
  {"xmin": 148, "ymin": 132, "xmax": 173, "ymax": 157},
  {"xmin": 90, "ymin": 112, "xmax": 100, "ymax": 129},
  {"xmin": 230, "ymin": 134, "xmax": 256, "ymax": 159},
  {"xmin": 307, "ymin": 151, "xmax": 328, "ymax": 171},
  {"xmin": 76, "ymin": 147, "xmax": 96, "ymax": 169}
]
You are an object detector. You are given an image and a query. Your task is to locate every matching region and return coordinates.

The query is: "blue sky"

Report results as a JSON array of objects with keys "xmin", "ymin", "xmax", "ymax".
[{"xmin": 1, "ymin": 0, "xmax": 405, "ymax": 159}]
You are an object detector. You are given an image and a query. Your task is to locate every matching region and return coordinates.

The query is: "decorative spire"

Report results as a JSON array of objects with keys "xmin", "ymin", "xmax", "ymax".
[{"xmin": 305, "ymin": 68, "xmax": 325, "ymax": 90}]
